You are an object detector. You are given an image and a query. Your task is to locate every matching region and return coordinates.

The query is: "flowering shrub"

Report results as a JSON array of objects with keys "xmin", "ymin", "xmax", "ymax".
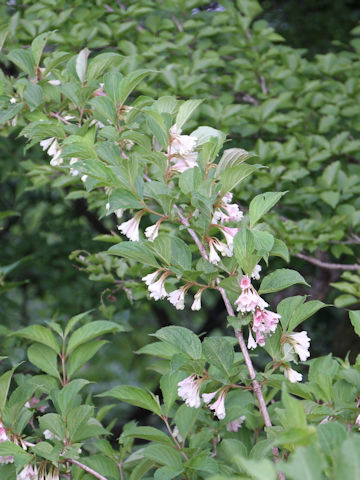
[{"xmin": 0, "ymin": 28, "xmax": 359, "ymax": 478}]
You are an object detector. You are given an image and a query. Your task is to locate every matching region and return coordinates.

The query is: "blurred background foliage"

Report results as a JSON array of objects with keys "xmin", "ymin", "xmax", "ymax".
[{"xmin": 1, "ymin": 0, "xmax": 360, "ymax": 429}]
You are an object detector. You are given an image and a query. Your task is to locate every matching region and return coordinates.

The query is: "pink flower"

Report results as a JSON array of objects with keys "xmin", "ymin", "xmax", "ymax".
[
  {"xmin": 247, "ymin": 330, "xmax": 257, "ymax": 350},
  {"xmin": 218, "ymin": 225, "xmax": 239, "ymax": 253},
  {"xmin": 171, "ymin": 152, "xmax": 198, "ymax": 173},
  {"xmin": 169, "ymin": 125, "xmax": 197, "ymax": 155},
  {"xmin": 117, "ymin": 211, "xmax": 144, "ymax": 241},
  {"xmin": 202, "ymin": 391, "xmax": 217, "ymax": 404},
  {"xmin": 235, "ymin": 275, "xmax": 268, "ymax": 314},
  {"xmin": 17, "ymin": 464, "xmax": 38, "ymax": 480},
  {"xmin": 252, "ymin": 308, "xmax": 280, "ymax": 346},
  {"xmin": 226, "ymin": 416, "xmax": 246, "ymax": 432},
  {"xmin": 212, "ymin": 193, "xmax": 243, "ymax": 224},
  {"xmin": 355, "ymin": 413, "xmax": 360, "ymax": 429},
  {"xmin": 0, "ymin": 422, "xmax": 13, "ymax": 464},
  {"xmin": 177, "ymin": 375, "xmax": 203, "ymax": 408},
  {"xmin": 208, "ymin": 238, "xmax": 232, "ymax": 264},
  {"xmin": 208, "ymin": 391, "xmax": 226, "ymax": 420}
]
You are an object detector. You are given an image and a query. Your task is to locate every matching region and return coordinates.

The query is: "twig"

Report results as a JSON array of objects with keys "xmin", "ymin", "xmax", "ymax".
[
  {"xmin": 49, "ymin": 111, "xmax": 72, "ymax": 125},
  {"xmin": 176, "ymin": 206, "xmax": 284, "ymax": 478},
  {"xmin": 295, "ymin": 252, "xmax": 360, "ymax": 271},
  {"xmin": 69, "ymin": 459, "xmax": 107, "ymax": 480}
]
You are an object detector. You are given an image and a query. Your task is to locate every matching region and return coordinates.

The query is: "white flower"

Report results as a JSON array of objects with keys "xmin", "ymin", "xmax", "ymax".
[
  {"xmin": 115, "ymin": 209, "xmax": 124, "ymax": 218},
  {"xmin": 142, "ymin": 270, "xmax": 161, "ymax": 286},
  {"xmin": 105, "ymin": 202, "xmax": 110, "ymax": 212},
  {"xmin": 284, "ymin": 367, "xmax": 302, "ymax": 383},
  {"xmin": 226, "ymin": 416, "xmax": 246, "ymax": 432},
  {"xmin": 219, "ymin": 226, "xmax": 238, "ymax": 253},
  {"xmin": 118, "ymin": 212, "xmax": 143, "ymax": 242},
  {"xmin": 17, "ymin": 464, "xmax": 38, "ymax": 480},
  {"xmin": 235, "ymin": 276, "xmax": 268, "ymax": 314},
  {"xmin": 247, "ymin": 330, "xmax": 257, "ymax": 350},
  {"xmin": 43, "ymin": 429, "xmax": 60, "ymax": 441},
  {"xmin": 288, "ymin": 331, "xmax": 311, "ymax": 362},
  {"xmin": 168, "ymin": 287, "xmax": 186, "ymax": 310},
  {"xmin": 145, "ymin": 222, "xmax": 161, "ymax": 242},
  {"xmin": 251, "ymin": 264, "xmax": 262, "ymax": 280},
  {"xmin": 191, "ymin": 290, "xmax": 203, "ymax": 311},
  {"xmin": 172, "ymin": 425, "xmax": 183, "ymax": 442},
  {"xmin": 81, "ymin": 174, "xmax": 88, "ymax": 182},
  {"xmin": 177, "ymin": 375, "xmax": 203, "ymax": 408},
  {"xmin": 10, "ymin": 97, "xmax": 17, "ymax": 104},
  {"xmin": 148, "ymin": 273, "xmax": 168, "ymax": 300},
  {"xmin": 202, "ymin": 391, "xmax": 217, "ymax": 404},
  {"xmin": 48, "ymin": 79, "xmax": 61, "ymax": 86},
  {"xmin": 169, "ymin": 125, "xmax": 197, "ymax": 155},
  {"xmin": 40, "ymin": 137, "xmax": 55, "ymax": 151},
  {"xmin": 208, "ymin": 391, "xmax": 226, "ymax": 420},
  {"xmin": 70, "ymin": 157, "xmax": 80, "ymax": 176},
  {"xmin": 355, "ymin": 413, "xmax": 360, "ymax": 429},
  {"xmin": 0, "ymin": 421, "xmax": 13, "ymax": 465},
  {"xmin": 209, "ymin": 242, "xmax": 221, "ymax": 264}
]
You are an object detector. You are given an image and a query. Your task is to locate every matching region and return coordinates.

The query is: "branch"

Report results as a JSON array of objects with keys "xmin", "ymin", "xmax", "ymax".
[
  {"xmin": 176, "ymin": 206, "xmax": 284, "ymax": 477},
  {"xmin": 69, "ymin": 459, "xmax": 107, "ymax": 480},
  {"xmin": 295, "ymin": 252, "xmax": 360, "ymax": 271}
]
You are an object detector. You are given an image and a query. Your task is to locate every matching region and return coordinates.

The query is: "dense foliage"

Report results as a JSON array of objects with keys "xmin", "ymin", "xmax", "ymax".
[{"xmin": 0, "ymin": 1, "xmax": 359, "ymax": 479}]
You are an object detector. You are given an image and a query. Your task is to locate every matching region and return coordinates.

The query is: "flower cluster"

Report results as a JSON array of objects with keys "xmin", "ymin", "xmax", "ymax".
[
  {"xmin": 167, "ymin": 125, "xmax": 198, "ymax": 173},
  {"xmin": 142, "ymin": 270, "xmax": 204, "ymax": 310},
  {"xmin": 235, "ymin": 275, "xmax": 280, "ymax": 348},
  {"xmin": 212, "ymin": 192, "xmax": 243, "ymax": 224},
  {"xmin": 40, "ymin": 137, "xmax": 63, "ymax": 166}
]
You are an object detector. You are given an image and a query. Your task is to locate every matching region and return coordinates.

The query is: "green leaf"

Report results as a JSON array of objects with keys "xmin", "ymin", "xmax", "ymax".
[
  {"xmin": 234, "ymin": 456, "xmax": 276, "ymax": 480},
  {"xmin": 99, "ymin": 385, "xmax": 162, "ymax": 416},
  {"xmin": 270, "ymin": 238, "xmax": 290, "ymax": 262},
  {"xmin": 249, "ymin": 192, "xmax": 286, "ymax": 227},
  {"xmin": 153, "ymin": 326, "xmax": 202, "ymax": 360},
  {"xmin": 108, "ymin": 189, "xmax": 143, "ymax": 210},
  {"xmin": 220, "ymin": 164, "xmax": 257, "ymax": 194},
  {"xmin": 57, "ymin": 379, "xmax": 90, "ymax": 415},
  {"xmin": 13, "ymin": 325, "xmax": 60, "ymax": 353},
  {"xmin": 202, "ymin": 337, "xmax": 234, "ymax": 377},
  {"xmin": 146, "ymin": 111, "xmax": 169, "ymax": 150},
  {"xmin": 87, "ymin": 52, "xmax": 122, "ymax": 81},
  {"xmin": 8, "ymin": 48, "xmax": 35, "ymax": 76},
  {"xmin": 318, "ymin": 422, "xmax": 347, "ymax": 463},
  {"xmin": 117, "ymin": 69, "xmax": 153, "ymax": 106},
  {"xmin": 39, "ymin": 413, "xmax": 66, "ymax": 440},
  {"xmin": 23, "ymin": 83, "xmax": 43, "ymax": 110},
  {"xmin": 259, "ymin": 269, "xmax": 309, "ymax": 294},
  {"xmin": 0, "ymin": 369, "xmax": 15, "ymax": 415},
  {"xmin": 0, "ymin": 104, "xmax": 23, "ymax": 124},
  {"xmin": 216, "ymin": 148, "xmax": 252, "ymax": 174},
  {"xmin": 174, "ymin": 404, "xmax": 200, "ymax": 440},
  {"xmin": 334, "ymin": 435, "xmax": 360, "ymax": 480},
  {"xmin": 108, "ymin": 242, "xmax": 160, "ymax": 269},
  {"xmin": 175, "ymin": 99, "xmax": 203, "ymax": 129},
  {"xmin": 179, "ymin": 167, "xmax": 202, "ymax": 195},
  {"xmin": 129, "ymin": 459, "xmax": 155, "ymax": 480},
  {"xmin": 67, "ymin": 340, "xmax": 107, "ymax": 378},
  {"xmin": 252, "ymin": 230, "xmax": 274, "ymax": 255},
  {"xmin": 66, "ymin": 320, "xmax": 124, "ymax": 354},
  {"xmin": 143, "ymin": 444, "xmax": 183, "ymax": 468},
  {"xmin": 320, "ymin": 191, "xmax": 340, "ymax": 208},
  {"xmin": 27, "ymin": 343, "xmax": 59, "ymax": 378},
  {"xmin": 122, "ymin": 426, "xmax": 172, "ymax": 445},
  {"xmin": 90, "ymin": 96, "xmax": 117, "ymax": 125},
  {"xmin": 31, "ymin": 31, "xmax": 53, "ymax": 65},
  {"xmin": 279, "ymin": 446, "xmax": 324, "ymax": 480},
  {"xmin": 233, "ymin": 228, "xmax": 259, "ymax": 275},
  {"xmin": 154, "ymin": 466, "xmax": 184, "ymax": 480},
  {"xmin": 287, "ymin": 300, "xmax": 325, "ymax": 332},
  {"xmin": 349, "ymin": 310, "xmax": 360, "ymax": 337},
  {"xmin": 76, "ymin": 48, "xmax": 90, "ymax": 83},
  {"xmin": 103, "ymin": 72, "xmax": 124, "ymax": 103},
  {"xmin": 64, "ymin": 310, "xmax": 93, "ymax": 337},
  {"xmin": 160, "ymin": 371, "xmax": 183, "ymax": 415}
]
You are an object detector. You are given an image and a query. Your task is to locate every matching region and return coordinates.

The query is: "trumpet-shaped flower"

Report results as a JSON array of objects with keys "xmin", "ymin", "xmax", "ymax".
[
  {"xmin": 145, "ymin": 221, "xmax": 161, "ymax": 242},
  {"xmin": 247, "ymin": 330, "xmax": 257, "ymax": 350},
  {"xmin": 148, "ymin": 273, "xmax": 168, "ymax": 300},
  {"xmin": 118, "ymin": 211, "xmax": 143, "ymax": 242},
  {"xmin": 202, "ymin": 391, "xmax": 218, "ymax": 404},
  {"xmin": 169, "ymin": 125, "xmax": 197, "ymax": 155},
  {"xmin": 251, "ymin": 264, "xmax": 262, "ymax": 280},
  {"xmin": 252, "ymin": 308, "xmax": 280, "ymax": 346},
  {"xmin": 142, "ymin": 270, "xmax": 161, "ymax": 286},
  {"xmin": 177, "ymin": 375, "xmax": 203, "ymax": 408},
  {"xmin": 226, "ymin": 416, "xmax": 246, "ymax": 432},
  {"xmin": 218, "ymin": 225, "xmax": 239, "ymax": 253},
  {"xmin": 284, "ymin": 367, "xmax": 302, "ymax": 383},
  {"xmin": 17, "ymin": 464, "xmax": 38, "ymax": 480},
  {"xmin": 212, "ymin": 193, "xmax": 244, "ymax": 224},
  {"xmin": 171, "ymin": 152, "xmax": 198, "ymax": 173},
  {"xmin": 191, "ymin": 289, "xmax": 203, "ymax": 311},
  {"xmin": 235, "ymin": 275, "xmax": 268, "ymax": 313},
  {"xmin": 208, "ymin": 391, "xmax": 226, "ymax": 420},
  {"xmin": 168, "ymin": 287, "xmax": 186, "ymax": 310},
  {"xmin": 288, "ymin": 331, "xmax": 311, "ymax": 362}
]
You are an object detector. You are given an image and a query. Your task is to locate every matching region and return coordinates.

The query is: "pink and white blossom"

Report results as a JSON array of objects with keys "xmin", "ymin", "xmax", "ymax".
[
  {"xmin": 355, "ymin": 413, "xmax": 360, "ymax": 429},
  {"xmin": 169, "ymin": 125, "xmax": 197, "ymax": 155},
  {"xmin": 218, "ymin": 226, "xmax": 239, "ymax": 253},
  {"xmin": 235, "ymin": 275, "xmax": 268, "ymax": 313},
  {"xmin": 69, "ymin": 157, "xmax": 80, "ymax": 176},
  {"xmin": 171, "ymin": 152, "xmax": 198, "ymax": 173},
  {"xmin": 168, "ymin": 287, "xmax": 186, "ymax": 310},
  {"xmin": 284, "ymin": 367, "xmax": 302, "ymax": 383},
  {"xmin": 288, "ymin": 331, "xmax": 311, "ymax": 362},
  {"xmin": 252, "ymin": 308, "xmax": 280, "ymax": 346},
  {"xmin": 226, "ymin": 416, "xmax": 246, "ymax": 432},
  {"xmin": 117, "ymin": 211, "xmax": 143, "ymax": 242},
  {"xmin": 212, "ymin": 193, "xmax": 243, "ymax": 224},
  {"xmin": 17, "ymin": 464, "xmax": 38, "ymax": 480},
  {"xmin": 247, "ymin": 330, "xmax": 257, "ymax": 350},
  {"xmin": 208, "ymin": 238, "xmax": 232, "ymax": 264},
  {"xmin": 208, "ymin": 391, "xmax": 226, "ymax": 420},
  {"xmin": 177, "ymin": 375, "xmax": 203, "ymax": 408},
  {"xmin": 0, "ymin": 421, "xmax": 13, "ymax": 464},
  {"xmin": 202, "ymin": 391, "xmax": 217, "ymax": 404}
]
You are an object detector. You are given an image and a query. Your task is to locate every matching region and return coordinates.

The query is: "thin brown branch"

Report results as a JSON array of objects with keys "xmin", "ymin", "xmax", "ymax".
[
  {"xmin": 49, "ymin": 111, "xmax": 72, "ymax": 125},
  {"xmin": 176, "ymin": 206, "xmax": 284, "ymax": 477},
  {"xmin": 69, "ymin": 459, "xmax": 107, "ymax": 480},
  {"xmin": 295, "ymin": 252, "xmax": 360, "ymax": 271}
]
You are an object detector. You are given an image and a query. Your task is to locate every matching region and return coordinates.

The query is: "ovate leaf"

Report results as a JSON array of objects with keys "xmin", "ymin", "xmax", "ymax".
[{"xmin": 259, "ymin": 269, "xmax": 309, "ymax": 294}]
